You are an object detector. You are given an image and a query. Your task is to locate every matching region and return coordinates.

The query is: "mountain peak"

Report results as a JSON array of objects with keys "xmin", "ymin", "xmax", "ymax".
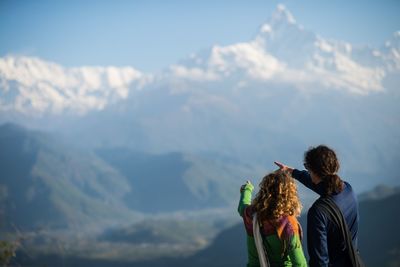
[
  {"xmin": 271, "ymin": 4, "xmax": 296, "ymax": 25},
  {"xmin": 257, "ymin": 5, "xmax": 300, "ymax": 36}
]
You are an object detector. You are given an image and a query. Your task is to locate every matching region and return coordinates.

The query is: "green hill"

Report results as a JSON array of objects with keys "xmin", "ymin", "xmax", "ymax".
[
  {"xmin": 0, "ymin": 123, "xmax": 136, "ymax": 230},
  {"xmin": 96, "ymin": 147, "xmax": 257, "ymax": 212},
  {"xmin": 358, "ymin": 186, "xmax": 400, "ymax": 266}
]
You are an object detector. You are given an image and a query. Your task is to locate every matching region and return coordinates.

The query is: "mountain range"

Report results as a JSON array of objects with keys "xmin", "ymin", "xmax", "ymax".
[
  {"xmin": 0, "ymin": 122, "xmax": 258, "ymax": 231},
  {"xmin": 1, "ymin": 5, "xmax": 399, "ymax": 117},
  {"xmin": 0, "ymin": 5, "xmax": 400, "ymax": 195},
  {"xmin": 1, "ymin": 5, "xmax": 400, "ymax": 266},
  {"xmin": 0, "ymin": 123, "xmax": 136, "ymax": 230},
  {"xmin": 0, "ymin": 5, "xmax": 399, "ymax": 193}
]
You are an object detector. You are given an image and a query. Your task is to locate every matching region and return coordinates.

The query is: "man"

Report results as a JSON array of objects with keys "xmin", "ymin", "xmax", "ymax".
[{"xmin": 275, "ymin": 145, "xmax": 359, "ymax": 267}]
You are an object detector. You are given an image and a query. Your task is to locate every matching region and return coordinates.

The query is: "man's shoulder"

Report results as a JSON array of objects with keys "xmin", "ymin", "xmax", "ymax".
[{"xmin": 334, "ymin": 181, "xmax": 357, "ymax": 204}]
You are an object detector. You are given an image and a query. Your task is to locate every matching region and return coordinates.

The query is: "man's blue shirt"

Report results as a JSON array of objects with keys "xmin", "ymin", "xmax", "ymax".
[{"xmin": 292, "ymin": 169, "xmax": 359, "ymax": 267}]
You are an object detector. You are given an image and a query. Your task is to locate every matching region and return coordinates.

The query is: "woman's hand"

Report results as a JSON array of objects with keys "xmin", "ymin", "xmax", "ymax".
[
  {"xmin": 240, "ymin": 180, "xmax": 254, "ymax": 193},
  {"xmin": 274, "ymin": 161, "xmax": 294, "ymax": 174}
]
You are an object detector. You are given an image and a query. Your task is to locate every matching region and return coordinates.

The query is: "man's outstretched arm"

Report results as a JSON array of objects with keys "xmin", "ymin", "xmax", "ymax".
[{"xmin": 274, "ymin": 161, "xmax": 323, "ymax": 195}]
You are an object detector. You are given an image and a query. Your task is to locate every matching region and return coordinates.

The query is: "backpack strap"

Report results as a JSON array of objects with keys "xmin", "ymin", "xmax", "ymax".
[
  {"xmin": 252, "ymin": 213, "xmax": 270, "ymax": 267},
  {"xmin": 315, "ymin": 197, "xmax": 363, "ymax": 267},
  {"xmin": 297, "ymin": 221, "xmax": 303, "ymax": 241}
]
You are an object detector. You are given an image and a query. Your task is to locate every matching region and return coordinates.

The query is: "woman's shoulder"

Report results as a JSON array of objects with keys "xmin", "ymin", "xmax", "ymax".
[
  {"xmin": 242, "ymin": 208, "xmax": 302, "ymax": 238},
  {"xmin": 284, "ymin": 216, "xmax": 302, "ymax": 237},
  {"xmin": 262, "ymin": 216, "xmax": 301, "ymax": 239}
]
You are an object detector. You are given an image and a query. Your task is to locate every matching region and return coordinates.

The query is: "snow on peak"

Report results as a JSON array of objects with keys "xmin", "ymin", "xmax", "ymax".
[
  {"xmin": 255, "ymin": 5, "xmax": 316, "ymax": 64},
  {"xmin": 1, "ymin": 7, "xmax": 397, "ymax": 118},
  {"xmin": 271, "ymin": 4, "xmax": 296, "ymax": 25},
  {"xmin": 0, "ymin": 56, "xmax": 151, "ymax": 115},
  {"xmin": 256, "ymin": 5, "xmax": 298, "ymax": 38},
  {"xmin": 260, "ymin": 24, "xmax": 272, "ymax": 34}
]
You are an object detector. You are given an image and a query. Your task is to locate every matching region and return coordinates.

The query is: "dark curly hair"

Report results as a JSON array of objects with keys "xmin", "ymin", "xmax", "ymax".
[{"xmin": 304, "ymin": 145, "xmax": 344, "ymax": 195}]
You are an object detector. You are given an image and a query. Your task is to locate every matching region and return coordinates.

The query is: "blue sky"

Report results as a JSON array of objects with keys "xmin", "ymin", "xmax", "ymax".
[{"xmin": 0, "ymin": 0, "xmax": 399, "ymax": 72}]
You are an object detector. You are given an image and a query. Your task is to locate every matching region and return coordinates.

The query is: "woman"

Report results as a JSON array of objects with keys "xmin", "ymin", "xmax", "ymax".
[
  {"xmin": 238, "ymin": 169, "xmax": 307, "ymax": 267},
  {"xmin": 275, "ymin": 145, "xmax": 360, "ymax": 267}
]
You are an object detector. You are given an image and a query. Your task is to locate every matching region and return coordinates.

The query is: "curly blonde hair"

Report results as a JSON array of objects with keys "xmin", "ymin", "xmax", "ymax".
[{"xmin": 252, "ymin": 170, "xmax": 302, "ymax": 222}]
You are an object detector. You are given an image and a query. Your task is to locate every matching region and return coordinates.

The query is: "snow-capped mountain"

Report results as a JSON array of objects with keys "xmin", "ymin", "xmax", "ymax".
[
  {"xmin": 0, "ymin": 5, "xmax": 399, "ymax": 192},
  {"xmin": 0, "ymin": 56, "xmax": 152, "ymax": 116},
  {"xmin": 170, "ymin": 4, "xmax": 397, "ymax": 95},
  {"xmin": 0, "ymin": 5, "xmax": 399, "ymax": 117}
]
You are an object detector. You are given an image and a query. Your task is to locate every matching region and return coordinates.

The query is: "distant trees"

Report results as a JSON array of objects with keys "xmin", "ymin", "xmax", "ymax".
[{"xmin": 0, "ymin": 239, "xmax": 19, "ymax": 267}]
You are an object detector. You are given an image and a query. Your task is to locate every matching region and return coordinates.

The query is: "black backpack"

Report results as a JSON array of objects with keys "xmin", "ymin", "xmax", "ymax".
[{"xmin": 315, "ymin": 197, "xmax": 365, "ymax": 267}]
